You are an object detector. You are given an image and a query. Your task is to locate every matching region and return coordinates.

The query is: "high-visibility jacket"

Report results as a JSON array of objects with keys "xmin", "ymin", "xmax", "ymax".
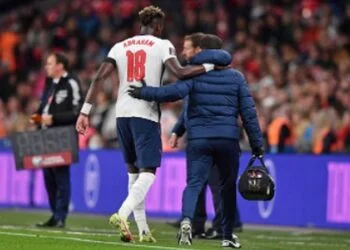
[
  {"xmin": 267, "ymin": 117, "xmax": 294, "ymax": 148},
  {"xmin": 313, "ymin": 128, "xmax": 338, "ymax": 154}
]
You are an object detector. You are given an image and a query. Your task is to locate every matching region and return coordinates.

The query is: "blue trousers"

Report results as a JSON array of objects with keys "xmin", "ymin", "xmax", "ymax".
[
  {"xmin": 182, "ymin": 138, "xmax": 240, "ymax": 239},
  {"xmin": 193, "ymin": 165, "xmax": 242, "ymax": 232},
  {"xmin": 43, "ymin": 166, "xmax": 70, "ymax": 221}
]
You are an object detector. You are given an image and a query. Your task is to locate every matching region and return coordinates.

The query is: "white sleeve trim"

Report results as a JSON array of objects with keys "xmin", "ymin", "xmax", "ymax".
[
  {"xmin": 160, "ymin": 39, "xmax": 176, "ymax": 63},
  {"xmin": 162, "ymin": 54, "xmax": 176, "ymax": 63},
  {"xmin": 68, "ymin": 79, "xmax": 81, "ymax": 106}
]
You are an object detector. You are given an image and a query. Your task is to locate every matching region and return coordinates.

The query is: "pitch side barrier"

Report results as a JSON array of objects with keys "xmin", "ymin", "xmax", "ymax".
[{"xmin": 0, "ymin": 151, "xmax": 349, "ymax": 230}]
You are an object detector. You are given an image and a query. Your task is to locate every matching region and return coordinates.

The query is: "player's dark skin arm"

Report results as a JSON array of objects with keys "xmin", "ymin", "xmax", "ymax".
[
  {"xmin": 83, "ymin": 61, "xmax": 116, "ymax": 105},
  {"xmin": 165, "ymin": 57, "xmax": 229, "ymax": 79},
  {"xmin": 77, "ymin": 60, "xmax": 154, "ymax": 174},
  {"xmin": 76, "ymin": 61, "xmax": 116, "ymax": 136},
  {"xmin": 165, "ymin": 57, "xmax": 206, "ymax": 79}
]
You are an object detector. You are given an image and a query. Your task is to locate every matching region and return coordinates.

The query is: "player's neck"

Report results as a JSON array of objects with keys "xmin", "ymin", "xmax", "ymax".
[{"xmin": 140, "ymin": 26, "xmax": 155, "ymax": 36}]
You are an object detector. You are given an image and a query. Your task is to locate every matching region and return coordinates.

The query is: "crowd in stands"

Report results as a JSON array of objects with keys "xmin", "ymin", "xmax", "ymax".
[{"xmin": 0, "ymin": 0, "xmax": 349, "ymax": 153}]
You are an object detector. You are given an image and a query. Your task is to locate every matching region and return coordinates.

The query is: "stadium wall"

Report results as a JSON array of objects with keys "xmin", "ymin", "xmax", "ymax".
[{"xmin": 0, "ymin": 150, "xmax": 349, "ymax": 230}]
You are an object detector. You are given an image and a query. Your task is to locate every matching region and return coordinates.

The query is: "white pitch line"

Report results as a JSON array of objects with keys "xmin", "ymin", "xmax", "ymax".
[
  {"xmin": 161, "ymin": 230, "xmax": 350, "ymax": 248},
  {"xmin": 255, "ymin": 234, "xmax": 314, "ymax": 241},
  {"xmin": 0, "ymin": 225, "xmax": 115, "ymax": 237},
  {"xmin": 2, "ymin": 225, "xmax": 349, "ymax": 249},
  {"xmin": 308, "ymin": 242, "xmax": 350, "ymax": 248},
  {"xmin": 0, "ymin": 231, "xmax": 37, "ymax": 237},
  {"xmin": 254, "ymin": 234, "xmax": 350, "ymax": 247},
  {"xmin": 0, "ymin": 231, "xmax": 194, "ymax": 250},
  {"xmin": 0, "ymin": 225, "xmax": 116, "ymax": 233},
  {"xmin": 0, "ymin": 225, "xmax": 177, "ymax": 239},
  {"xmin": 282, "ymin": 240, "xmax": 349, "ymax": 248}
]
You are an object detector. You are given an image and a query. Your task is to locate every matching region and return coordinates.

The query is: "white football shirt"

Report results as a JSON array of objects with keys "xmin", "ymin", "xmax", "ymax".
[{"xmin": 107, "ymin": 35, "xmax": 176, "ymax": 123}]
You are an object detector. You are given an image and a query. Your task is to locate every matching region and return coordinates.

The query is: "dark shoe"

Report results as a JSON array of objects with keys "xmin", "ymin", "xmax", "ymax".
[
  {"xmin": 55, "ymin": 220, "xmax": 65, "ymax": 228},
  {"xmin": 205, "ymin": 228, "xmax": 222, "ymax": 239},
  {"xmin": 192, "ymin": 230, "xmax": 206, "ymax": 239},
  {"xmin": 222, "ymin": 234, "xmax": 241, "ymax": 248},
  {"xmin": 36, "ymin": 217, "xmax": 56, "ymax": 227}
]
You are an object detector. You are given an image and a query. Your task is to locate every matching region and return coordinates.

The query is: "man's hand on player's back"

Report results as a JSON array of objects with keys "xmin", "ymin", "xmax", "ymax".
[{"xmin": 128, "ymin": 80, "xmax": 146, "ymax": 99}]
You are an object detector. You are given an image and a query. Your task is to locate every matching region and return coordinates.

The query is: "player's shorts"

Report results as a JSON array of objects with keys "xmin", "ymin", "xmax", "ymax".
[{"xmin": 116, "ymin": 117, "xmax": 162, "ymax": 168}]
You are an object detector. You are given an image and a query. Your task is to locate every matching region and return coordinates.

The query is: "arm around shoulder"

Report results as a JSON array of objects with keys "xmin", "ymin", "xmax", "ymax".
[{"xmin": 140, "ymin": 79, "xmax": 193, "ymax": 103}]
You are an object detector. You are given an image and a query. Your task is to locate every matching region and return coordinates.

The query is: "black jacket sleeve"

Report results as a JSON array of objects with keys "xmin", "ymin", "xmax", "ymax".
[
  {"xmin": 36, "ymin": 78, "xmax": 52, "ymax": 115},
  {"xmin": 52, "ymin": 77, "xmax": 83, "ymax": 126}
]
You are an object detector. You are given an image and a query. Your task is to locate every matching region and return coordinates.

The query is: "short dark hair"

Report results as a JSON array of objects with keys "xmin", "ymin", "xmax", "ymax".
[
  {"xmin": 200, "ymin": 34, "xmax": 223, "ymax": 49},
  {"xmin": 52, "ymin": 52, "xmax": 69, "ymax": 70},
  {"xmin": 184, "ymin": 32, "xmax": 205, "ymax": 48},
  {"xmin": 138, "ymin": 5, "xmax": 165, "ymax": 26}
]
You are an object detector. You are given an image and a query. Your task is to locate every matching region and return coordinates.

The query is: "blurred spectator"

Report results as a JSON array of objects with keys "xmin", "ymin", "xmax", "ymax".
[
  {"xmin": 160, "ymin": 105, "xmax": 179, "ymax": 152},
  {"xmin": 5, "ymin": 96, "xmax": 28, "ymax": 133},
  {"xmin": 90, "ymin": 91, "xmax": 110, "ymax": 133},
  {"xmin": 0, "ymin": 100, "xmax": 7, "ymax": 138},
  {"xmin": 292, "ymin": 107, "xmax": 313, "ymax": 153},
  {"xmin": 0, "ymin": 0, "xmax": 349, "ymax": 154},
  {"xmin": 0, "ymin": 20, "xmax": 21, "ymax": 72},
  {"xmin": 79, "ymin": 127, "xmax": 97, "ymax": 149},
  {"xmin": 337, "ymin": 111, "xmax": 350, "ymax": 153},
  {"xmin": 267, "ymin": 104, "xmax": 295, "ymax": 153},
  {"xmin": 312, "ymin": 109, "xmax": 339, "ymax": 154}
]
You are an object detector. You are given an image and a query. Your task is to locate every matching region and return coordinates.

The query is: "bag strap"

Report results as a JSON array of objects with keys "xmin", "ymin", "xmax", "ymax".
[{"xmin": 246, "ymin": 156, "xmax": 270, "ymax": 173}]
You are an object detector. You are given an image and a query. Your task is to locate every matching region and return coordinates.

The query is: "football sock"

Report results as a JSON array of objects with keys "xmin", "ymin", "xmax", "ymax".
[
  {"xmin": 127, "ymin": 173, "xmax": 139, "ymax": 191},
  {"xmin": 134, "ymin": 199, "xmax": 150, "ymax": 235},
  {"xmin": 118, "ymin": 172, "xmax": 156, "ymax": 221},
  {"xmin": 127, "ymin": 173, "xmax": 150, "ymax": 234}
]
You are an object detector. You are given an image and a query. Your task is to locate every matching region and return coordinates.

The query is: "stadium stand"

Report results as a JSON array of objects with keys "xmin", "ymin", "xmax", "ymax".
[{"xmin": 0, "ymin": 0, "xmax": 349, "ymax": 153}]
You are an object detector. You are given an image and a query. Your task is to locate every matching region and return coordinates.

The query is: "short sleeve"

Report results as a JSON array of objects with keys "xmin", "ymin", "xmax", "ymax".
[
  {"xmin": 159, "ymin": 40, "xmax": 176, "ymax": 63},
  {"xmin": 105, "ymin": 44, "xmax": 118, "ymax": 68}
]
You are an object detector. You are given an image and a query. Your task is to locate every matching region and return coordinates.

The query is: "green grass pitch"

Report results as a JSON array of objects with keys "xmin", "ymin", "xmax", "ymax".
[{"xmin": 0, "ymin": 209, "xmax": 349, "ymax": 250}]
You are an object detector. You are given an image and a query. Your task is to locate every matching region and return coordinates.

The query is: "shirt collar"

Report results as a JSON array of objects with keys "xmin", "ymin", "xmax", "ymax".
[{"xmin": 53, "ymin": 72, "xmax": 68, "ymax": 84}]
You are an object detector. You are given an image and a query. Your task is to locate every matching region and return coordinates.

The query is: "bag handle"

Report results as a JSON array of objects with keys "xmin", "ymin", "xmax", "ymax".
[{"xmin": 246, "ymin": 156, "xmax": 270, "ymax": 173}]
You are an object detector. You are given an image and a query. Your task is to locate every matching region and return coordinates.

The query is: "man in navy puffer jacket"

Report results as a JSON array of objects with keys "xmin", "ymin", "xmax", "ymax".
[
  {"xmin": 170, "ymin": 34, "xmax": 243, "ymax": 239},
  {"xmin": 129, "ymin": 35, "xmax": 263, "ymax": 249}
]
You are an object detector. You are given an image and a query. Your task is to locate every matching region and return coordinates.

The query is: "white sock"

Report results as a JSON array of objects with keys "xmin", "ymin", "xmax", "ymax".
[
  {"xmin": 134, "ymin": 200, "xmax": 150, "ymax": 235},
  {"xmin": 118, "ymin": 172, "xmax": 156, "ymax": 220},
  {"xmin": 127, "ymin": 173, "xmax": 150, "ymax": 234},
  {"xmin": 128, "ymin": 173, "xmax": 139, "ymax": 191}
]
